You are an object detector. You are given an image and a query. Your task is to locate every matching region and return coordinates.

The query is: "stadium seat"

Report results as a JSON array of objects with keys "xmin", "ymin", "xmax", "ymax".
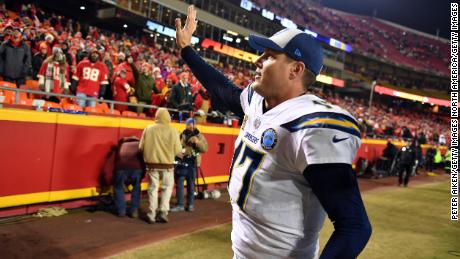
[
  {"xmin": 63, "ymin": 103, "xmax": 83, "ymax": 112},
  {"xmin": 122, "ymin": 111, "xmax": 138, "ymax": 117},
  {"xmin": 0, "ymin": 90, "xmax": 15, "ymax": 104},
  {"xmin": 18, "ymin": 98, "xmax": 34, "ymax": 106},
  {"xmin": 107, "ymin": 109, "xmax": 121, "ymax": 116},
  {"xmin": 84, "ymin": 106, "xmax": 104, "ymax": 114},
  {"xmin": 96, "ymin": 102, "xmax": 110, "ymax": 113},
  {"xmin": 0, "ymin": 81, "xmax": 17, "ymax": 88},
  {"xmin": 18, "ymin": 91, "xmax": 28, "ymax": 100},
  {"xmin": 139, "ymin": 113, "xmax": 146, "ymax": 118},
  {"xmin": 25, "ymin": 80, "xmax": 40, "ymax": 90},
  {"xmin": 43, "ymin": 101, "xmax": 61, "ymax": 109},
  {"xmin": 60, "ymin": 98, "xmax": 74, "ymax": 106}
]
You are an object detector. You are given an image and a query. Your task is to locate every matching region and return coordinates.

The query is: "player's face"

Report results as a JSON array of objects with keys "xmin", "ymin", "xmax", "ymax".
[{"xmin": 253, "ymin": 49, "xmax": 291, "ymax": 99}]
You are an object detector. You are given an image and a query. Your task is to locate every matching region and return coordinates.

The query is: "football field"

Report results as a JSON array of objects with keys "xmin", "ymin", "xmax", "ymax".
[{"xmin": 113, "ymin": 181, "xmax": 459, "ymax": 259}]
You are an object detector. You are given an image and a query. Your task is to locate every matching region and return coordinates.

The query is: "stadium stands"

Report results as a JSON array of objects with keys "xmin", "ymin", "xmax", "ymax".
[
  {"xmin": 251, "ymin": 0, "xmax": 449, "ymax": 76},
  {"xmin": 0, "ymin": 2, "xmax": 450, "ymax": 142}
]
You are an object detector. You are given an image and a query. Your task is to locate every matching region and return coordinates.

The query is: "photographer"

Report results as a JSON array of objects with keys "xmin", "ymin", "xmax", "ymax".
[{"xmin": 171, "ymin": 118, "xmax": 208, "ymax": 212}]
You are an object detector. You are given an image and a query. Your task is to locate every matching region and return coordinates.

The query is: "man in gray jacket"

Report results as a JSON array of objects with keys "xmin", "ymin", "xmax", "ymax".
[{"xmin": 0, "ymin": 28, "xmax": 32, "ymax": 87}]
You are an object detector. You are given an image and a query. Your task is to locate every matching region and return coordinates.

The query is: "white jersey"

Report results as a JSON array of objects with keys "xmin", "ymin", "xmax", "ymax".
[{"xmin": 229, "ymin": 86, "xmax": 361, "ymax": 259}]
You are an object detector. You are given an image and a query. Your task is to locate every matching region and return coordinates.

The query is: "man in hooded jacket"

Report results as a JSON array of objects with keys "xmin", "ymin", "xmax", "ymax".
[{"xmin": 139, "ymin": 108, "xmax": 182, "ymax": 224}]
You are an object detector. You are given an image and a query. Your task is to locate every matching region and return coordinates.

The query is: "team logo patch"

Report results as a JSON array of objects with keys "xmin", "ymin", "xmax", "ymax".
[{"xmin": 261, "ymin": 128, "xmax": 278, "ymax": 150}]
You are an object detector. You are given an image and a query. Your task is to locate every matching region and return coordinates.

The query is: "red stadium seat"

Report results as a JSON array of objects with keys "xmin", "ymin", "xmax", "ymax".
[
  {"xmin": 43, "ymin": 101, "xmax": 61, "ymax": 109},
  {"xmin": 107, "ymin": 109, "xmax": 121, "ymax": 116},
  {"xmin": 18, "ymin": 98, "xmax": 34, "ymax": 106},
  {"xmin": 0, "ymin": 90, "xmax": 15, "ymax": 104},
  {"xmin": 0, "ymin": 81, "xmax": 17, "ymax": 88},
  {"xmin": 25, "ymin": 80, "xmax": 40, "ymax": 90},
  {"xmin": 96, "ymin": 102, "xmax": 110, "ymax": 113},
  {"xmin": 63, "ymin": 103, "xmax": 83, "ymax": 112},
  {"xmin": 139, "ymin": 113, "xmax": 146, "ymax": 118},
  {"xmin": 122, "ymin": 111, "xmax": 138, "ymax": 117},
  {"xmin": 84, "ymin": 106, "xmax": 104, "ymax": 114}
]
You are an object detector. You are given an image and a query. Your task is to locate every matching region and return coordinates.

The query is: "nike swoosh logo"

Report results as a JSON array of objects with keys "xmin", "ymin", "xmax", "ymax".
[{"xmin": 332, "ymin": 136, "xmax": 349, "ymax": 143}]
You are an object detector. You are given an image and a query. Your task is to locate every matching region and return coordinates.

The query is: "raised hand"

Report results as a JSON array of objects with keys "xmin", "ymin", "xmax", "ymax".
[{"xmin": 175, "ymin": 5, "xmax": 198, "ymax": 49}]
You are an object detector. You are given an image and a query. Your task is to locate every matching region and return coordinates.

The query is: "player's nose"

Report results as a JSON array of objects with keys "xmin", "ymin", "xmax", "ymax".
[{"xmin": 254, "ymin": 56, "xmax": 263, "ymax": 69}]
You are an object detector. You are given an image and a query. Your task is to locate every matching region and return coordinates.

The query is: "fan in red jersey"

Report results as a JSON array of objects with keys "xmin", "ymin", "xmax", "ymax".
[{"xmin": 71, "ymin": 49, "xmax": 109, "ymax": 108}]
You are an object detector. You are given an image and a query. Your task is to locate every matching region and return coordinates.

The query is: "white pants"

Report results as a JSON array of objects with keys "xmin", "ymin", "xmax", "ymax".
[{"xmin": 146, "ymin": 168, "xmax": 174, "ymax": 221}]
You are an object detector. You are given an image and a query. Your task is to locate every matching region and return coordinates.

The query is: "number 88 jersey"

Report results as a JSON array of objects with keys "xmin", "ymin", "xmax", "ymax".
[
  {"xmin": 229, "ymin": 86, "xmax": 361, "ymax": 259},
  {"xmin": 72, "ymin": 60, "xmax": 109, "ymax": 97}
]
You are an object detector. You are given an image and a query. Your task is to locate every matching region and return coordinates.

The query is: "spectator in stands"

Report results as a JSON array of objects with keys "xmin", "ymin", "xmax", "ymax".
[
  {"xmin": 153, "ymin": 67, "xmax": 165, "ymax": 92},
  {"xmin": 0, "ymin": 28, "xmax": 32, "ymax": 87},
  {"xmin": 103, "ymin": 51, "xmax": 113, "ymax": 82},
  {"xmin": 439, "ymin": 134, "xmax": 446, "ymax": 145},
  {"xmin": 37, "ymin": 46, "xmax": 70, "ymax": 101},
  {"xmin": 112, "ymin": 68, "xmax": 132, "ymax": 112},
  {"xmin": 112, "ymin": 52, "xmax": 135, "ymax": 86},
  {"xmin": 71, "ymin": 49, "xmax": 109, "ymax": 108},
  {"xmin": 113, "ymin": 136, "xmax": 144, "ymax": 218},
  {"xmin": 169, "ymin": 71, "xmax": 194, "ymax": 113},
  {"xmin": 418, "ymin": 132, "xmax": 427, "ymax": 145},
  {"xmin": 60, "ymin": 41, "xmax": 74, "ymax": 71},
  {"xmin": 32, "ymin": 42, "xmax": 48, "ymax": 79},
  {"xmin": 133, "ymin": 62, "xmax": 158, "ymax": 115},
  {"xmin": 0, "ymin": 25, "xmax": 13, "ymax": 42},
  {"xmin": 139, "ymin": 108, "xmax": 182, "ymax": 224},
  {"xmin": 171, "ymin": 118, "xmax": 208, "ymax": 212}
]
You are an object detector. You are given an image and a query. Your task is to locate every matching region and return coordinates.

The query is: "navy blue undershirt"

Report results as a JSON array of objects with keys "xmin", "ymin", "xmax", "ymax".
[{"xmin": 181, "ymin": 46, "xmax": 371, "ymax": 258}]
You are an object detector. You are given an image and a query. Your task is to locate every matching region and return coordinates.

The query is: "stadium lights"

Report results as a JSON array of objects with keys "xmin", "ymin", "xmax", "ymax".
[
  {"xmin": 236, "ymin": 38, "xmax": 241, "ymax": 43},
  {"xmin": 80, "ymin": 6, "xmax": 85, "ymax": 10},
  {"xmin": 123, "ymin": 24, "xmax": 128, "ymax": 28},
  {"xmin": 150, "ymin": 33, "xmax": 154, "ymax": 37}
]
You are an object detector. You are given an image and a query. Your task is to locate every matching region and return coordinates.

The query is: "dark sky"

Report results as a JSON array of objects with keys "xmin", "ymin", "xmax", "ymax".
[{"xmin": 321, "ymin": 0, "xmax": 450, "ymax": 39}]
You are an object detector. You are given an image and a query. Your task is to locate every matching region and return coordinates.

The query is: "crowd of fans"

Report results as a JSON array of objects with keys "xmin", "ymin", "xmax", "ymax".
[
  {"xmin": 318, "ymin": 90, "xmax": 450, "ymax": 144},
  {"xmin": 0, "ymin": 3, "xmax": 450, "ymax": 143},
  {"xmin": 252, "ymin": 0, "xmax": 449, "ymax": 78}
]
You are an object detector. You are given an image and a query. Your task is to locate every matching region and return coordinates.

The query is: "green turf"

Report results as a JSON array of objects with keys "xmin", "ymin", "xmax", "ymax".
[{"xmin": 113, "ymin": 181, "xmax": 459, "ymax": 259}]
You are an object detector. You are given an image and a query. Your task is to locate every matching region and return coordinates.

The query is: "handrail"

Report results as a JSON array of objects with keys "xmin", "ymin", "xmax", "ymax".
[{"xmin": 0, "ymin": 86, "xmax": 238, "ymax": 121}]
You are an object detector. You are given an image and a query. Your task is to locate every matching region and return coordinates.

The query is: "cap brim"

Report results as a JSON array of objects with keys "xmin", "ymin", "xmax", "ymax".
[{"xmin": 248, "ymin": 34, "xmax": 283, "ymax": 52}]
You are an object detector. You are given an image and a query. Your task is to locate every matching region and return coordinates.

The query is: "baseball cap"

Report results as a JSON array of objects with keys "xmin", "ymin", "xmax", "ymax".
[
  {"xmin": 186, "ymin": 118, "xmax": 195, "ymax": 125},
  {"xmin": 248, "ymin": 28, "xmax": 323, "ymax": 76}
]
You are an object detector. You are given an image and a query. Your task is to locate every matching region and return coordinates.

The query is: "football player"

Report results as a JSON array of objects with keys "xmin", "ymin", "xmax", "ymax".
[{"xmin": 175, "ymin": 5, "xmax": 371, "ymax": 259}]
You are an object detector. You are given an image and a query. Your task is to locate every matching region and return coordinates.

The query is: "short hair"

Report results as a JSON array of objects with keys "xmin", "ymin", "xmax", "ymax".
[
  {"xmin": 302, "ymin": 68, "xmax": 316, "ymax": 90},
  {"xmin": 284, "ymin": 53, "xmax": 317, "ymax": 90}
]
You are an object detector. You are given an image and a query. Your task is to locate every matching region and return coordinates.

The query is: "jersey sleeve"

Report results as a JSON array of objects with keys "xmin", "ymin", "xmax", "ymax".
[
  {"xmin": 285, "ymin": 112, "xmax": 362, "ymax": 167},
  {"xmin": 301, "ymin": 128, "xmax": 361, "ymax": 165}
]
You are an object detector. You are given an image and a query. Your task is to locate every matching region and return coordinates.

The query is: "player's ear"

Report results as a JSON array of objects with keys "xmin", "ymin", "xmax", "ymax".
[{"xmin": 289, "ymin": 61, "xmax": 305, "ymax": 80}]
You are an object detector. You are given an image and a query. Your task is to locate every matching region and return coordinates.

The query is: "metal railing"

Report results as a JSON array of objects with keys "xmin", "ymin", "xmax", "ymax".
[{"xmin": 0, "ymin": 86, "xmax": 239, "ymax": 123}]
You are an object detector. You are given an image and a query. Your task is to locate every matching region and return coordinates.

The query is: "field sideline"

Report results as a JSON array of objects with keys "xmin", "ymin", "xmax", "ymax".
[{"xmin": 113, "ymin": 181, "xmax": 459, "ymax": 259}]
